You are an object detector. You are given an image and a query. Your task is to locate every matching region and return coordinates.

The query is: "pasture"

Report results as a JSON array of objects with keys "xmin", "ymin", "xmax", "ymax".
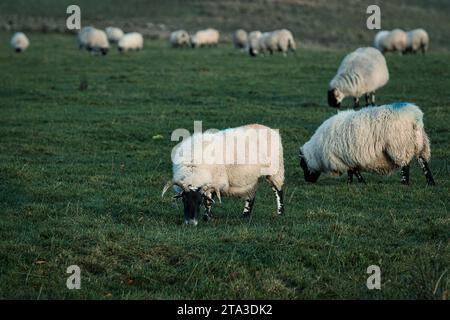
[{"xmin": 0, "ymin": 32, "xmax": 449, "ymax": 299}]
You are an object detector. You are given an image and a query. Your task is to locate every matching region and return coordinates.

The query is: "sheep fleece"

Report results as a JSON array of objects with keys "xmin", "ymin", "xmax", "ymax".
[{"xmin": 301, "ymin": 103, "xmax": 430, "ymax": 176}]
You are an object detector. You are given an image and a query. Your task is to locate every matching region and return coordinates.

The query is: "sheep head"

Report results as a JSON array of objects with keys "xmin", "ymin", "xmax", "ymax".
[{"xmin": 299, "ymin": 150, "xmax": 321, "ymax": 183}]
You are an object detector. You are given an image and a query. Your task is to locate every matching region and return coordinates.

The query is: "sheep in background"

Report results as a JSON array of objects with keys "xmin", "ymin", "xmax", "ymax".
[
  {"xmin": 248, "ymin": 31, "xmax": 263, "ymax": 56},
  {"xmin": 162, "ymin": 124, "xmax": 285, "ymax": 225},
  {"xmin": 405, "ymin": 29, "xmax": 429, "ymax": 54},
  {"xmin": 105, "ymin": 27, "xmax": 124, "ymax": 43},
  {"xmin": 84, "ymin": 28, "xmax": 110, "ymax": 55},
  {"xmin": 233, "ymin": 29, "xmax": 248, "ymax": 49},
  {"xmin": 118, "ymin": 32, "xmax": 144, "ymax": 52},
  {"xmin": 328, "ymin": 47, "xmax": 389, "ymax": 108},
  {"xmin": 191, "ymin": 28, "xmax": 220, "ymax": 48},
  {"xmin": 299, "ymin": 102, "xmax": 435, "ymax": 186},
  {"xmin": 78, "ymin": 26, "xmax": 95, "ymax": 49},
  {"xmin": 374, "ymin": 29, "xmax": 407, "ymax": 54},
  {"xmin": 10, "ymin": 32, "xmax": 29, "ymax": 53},
  {"xmin": 169, "ymin": 30, "xmax": 190, "ymax": 48},
  {"xmin": 261, "ymin": 29, "xmax": 296, "ymax": 56}
]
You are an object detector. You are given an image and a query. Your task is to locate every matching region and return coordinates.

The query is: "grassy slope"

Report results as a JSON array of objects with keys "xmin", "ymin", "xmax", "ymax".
[{"xmin": 0, "ymin": 33, "xmax": 449, "ymax": 299}]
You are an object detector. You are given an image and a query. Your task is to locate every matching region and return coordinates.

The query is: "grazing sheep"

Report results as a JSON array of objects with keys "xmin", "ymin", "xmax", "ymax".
[
  {"xmin": 248, "ymin": 31, "xmax": 263, "ymax": 56},
  {"xmin": 118, "ymin": 32, "xmax": 144, "ymax": 52},
  {"xmin": 374, "ymin": 29, "xmax": 407, "ymax": 54},
  {"xmin": 233, "ymin": 29, "xmax": 248, "ymax": 49},
  {"xmin": 405, "ymin": 28, "xmax": 429, "ymax": 54},
  {"xmin": 262, "ymin": 29, "xmax": 296, "ymax": 56},
  {"xmin": 191, "ymin": 28, "xmax": 220, "ymax": 48},
  {"xmin": 78, "ymin": 26, "xmax": 95, "ymax": 49},
  {"xmin": 299, "ymin": 102, "xmax": 435, "ymax": 186},
  {"xmin": 169, "ymin": 30, "xmax": 190, "ymax": 48},
  {"xmin": 162, "ymin": 124, "xmax": 285, "ymax": 225},
  {"xmin": 10, "ymin": 32, "xmax": 29, "ymax": 53},
  {"xmin": 83, "ymin": 28, "xmax": 110, "ymax": 55},
  {"xmin": 105, "ymin": 27, "xmax": 124, "ymax": 43},
  {"xmin": 328, "ymin": 47, "xmax": 389, "ymax": 108}
]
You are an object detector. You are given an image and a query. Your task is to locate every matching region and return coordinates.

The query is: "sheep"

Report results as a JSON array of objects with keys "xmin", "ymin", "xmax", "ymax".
[
  {"xmin": 105, "ymin": 27, "xmax": 124, "ymax": 43},
  {"xmin": 261, "ymin": 29, "xmax": 296, "ymax": 56},
  {"xmin": 169, "ymin": 30, "xmax": 190, "ymax": 48},
  {"xmin": 118, "ymin": 32, "xmax": 144, "ymax": 52},
  {"xmin": 233, "ymin": 29, "xmax": 248, "ymax": 49},
  {"xmin": 191, "ymin": 28, "xmax": 220, "ymax": 48},
  {"xmin": 162, "ymin": 124, "xmax": 285, "ymax": 225},
  {"xmin": 10, "ymin": 32, "xmax": 29, "ymax": 53},
  {"xmin": 374, "ymin": 29, "xmax": 407, "ymax": 54},
  {"xmin": 82, "ymin": 28, "xmax": 110, "ymax": 55},
  {"xmin": 78, "ymin": 26, "xmax": 94, "ymax": 49},
  {"xmin": 328, "ymin": 47, "xmax": 389, "ymax": 108},
  {"xmin": 405, "ymin": 28, "xmax": 429, "ymax": 54},
  {"xmin": 247, "ymin": 31, "xmax": 263, "ymax": 56},
  {"xmin": 299, "ymin": 102, "xmax": 436, "ymax": 186}
]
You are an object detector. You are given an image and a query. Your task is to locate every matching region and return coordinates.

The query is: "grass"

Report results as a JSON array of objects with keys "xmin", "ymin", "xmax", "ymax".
[{"xmin": 0, "ymin": 32, "xmax": 449, "ymax": 299}]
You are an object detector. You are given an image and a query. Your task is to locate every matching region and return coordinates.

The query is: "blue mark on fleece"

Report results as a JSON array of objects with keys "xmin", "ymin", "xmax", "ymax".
[{"xmin": 390, "ymin": 102, "xmax": 411, "ymax": 109}]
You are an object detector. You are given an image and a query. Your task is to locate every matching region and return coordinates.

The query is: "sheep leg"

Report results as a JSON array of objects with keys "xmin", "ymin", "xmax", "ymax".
[
  {"xmin": 354, "ymin": 169, "xmax": 366, "ymax": 184},
  {"xmin": 353, "ymin": 97, "xmax": 360, "ymax": 108},
  {"xmin": 271, "ymin": 186, "xmax": 284, "ymax": 215},
  {"xmin": 371, "ymin": 92, "xmax": 376, "ymax": 106},
  {"xmin": 242, "ymin": 195, "xmax": 256, "ymax": 217},
  {"xmin": 417, "ymin": 157, "xmax": 436, "ymax": 186},
  {"xmin": 203, "ymin": 196, "xmax": 214, "ymax": 221},
  {"xmin": 347, "ymin": 170, "xmax": 354, "ymax": 184},
  {"xmin": 365, "ymin": 94, "xmax": 370, "ymax": 106},
  {"xmin": 400, "ymin": 165, "xmax": 410, "ymax": 185}
]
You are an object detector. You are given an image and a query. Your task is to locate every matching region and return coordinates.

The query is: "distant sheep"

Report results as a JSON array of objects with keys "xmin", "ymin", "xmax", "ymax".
[
  {"xmin": 78, "ymin": 26, "xmax": 94, "ymax": 49},
  {"xmin": 248, "ymin": 31, "xmax": 263, "ymax": 56},
  {"xmin": 10, "ymin": 32, "xmax": 29, "ymax": 53},
  {"xmin": 405, "ymin": 28, "xmax": 429, "ymax": 54},
  {"xmin": 233, "ymin": 29, "xmax": 248, "ymax": 49},
  {"xmin": 328, "ymin": 47, "xmax": 389, "ymax": 108},
  {"xmin": 261, "ymin": 29, "xmax": 296, "ymax": 56},
  {"xmin": 169, "ymin": 30, "xmax": 190, "ymax": 48},
  {"xmin": 162, "ymin": 124, "xmax": 285, "ymax": 225},
  {"xmin": 105, "ymin": 27, "xmax": 124, "ymax": 43},
  {"xmin": 299, "ymin": 102, "xmax": 435, "ymax": 186},
  {"xmin": 118, "ymin": 32, "xmax": 144, "ymax": 52},
  {"xmin": 191, "ymin": 28, "xmax": 220, "ymax": 48},
  {"xmin": 374, "ymin": 29, "xmax": 407, "ymax": 54}
]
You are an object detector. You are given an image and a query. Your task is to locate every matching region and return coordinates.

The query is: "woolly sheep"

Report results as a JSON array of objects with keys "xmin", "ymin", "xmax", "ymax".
[
  {"xmin": 233, "ymin": 29, "xmax": 248, "ymax": 49},
  {"xmin": 247, "ymin": 31, "xmax": 263, "ymax": 56},
  {"xmin": 105, "ymin": 27, "xmax": 124, "ymax": 43},
  {"xmin": 118, "ymin": 32, "xmax": 144, "ymax": 52},
  {"xmin": 169, "ymin": 30, "xmax": 190, "ymax": 48},
  {"xmin": 328, "ymin": 47, "xmax": 389, "ymax": 108},
  {"xmin": 78, "ymin": 26, "xmax": 94, "ymax": 49},
  {"xmin": 299, "ymin": 102, "xmax": 435, "ymax": 186},
  {"xmin": 374, "ymin": 29, "xmax": 407, "ymax": 54},
  {"xmin": 10, "ymin": 32, "xmax": 29, "ymax": 53},
  {"xmin": 82, "ymin": 28, "xmax": 110, "ymax": 55},
  {"xmin": 162, "ymin": 124, "xmax": 285, "ymax": 225},
  {"xmin": 191, "ymin": 28, "xmax": 220, "ymax": 48},
  {"xmin": 405, "ymin": 28, "xmax": 429, "ymax": 54},
  {"xmin": 261, "ymin": 29, "xmax": 296, "ymax": 56}
]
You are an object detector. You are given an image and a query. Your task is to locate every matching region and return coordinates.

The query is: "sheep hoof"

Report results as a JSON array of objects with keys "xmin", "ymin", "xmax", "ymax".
[{"xmin": 202, "ymin": 213, "xmax": 212, "ymax": 221}]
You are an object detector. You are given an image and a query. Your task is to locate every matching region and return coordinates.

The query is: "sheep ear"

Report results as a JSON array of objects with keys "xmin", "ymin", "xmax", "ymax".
[{"xmin": 161, "ymin": 180, "xmax": 174, "ymax": 198}]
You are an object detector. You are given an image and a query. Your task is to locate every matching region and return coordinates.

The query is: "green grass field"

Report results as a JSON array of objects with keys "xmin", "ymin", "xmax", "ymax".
[{"xmin": 0, "ymin": 32, "xmax": 449, "ymax": 299}]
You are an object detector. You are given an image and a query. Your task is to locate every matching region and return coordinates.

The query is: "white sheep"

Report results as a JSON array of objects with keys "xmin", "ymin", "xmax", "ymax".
[
  {"xmin": 169, "ymin": 30, "xmax": 190, "ymax": 48},
  {"xmin": 162, "ymin": 124, "xmax": 285, "ymax": 225},
  {"xmin": 261, "ymin": 29, "xmax": 296, "ymax": 56},
  {"xmin": 328, "ymin": 47, "xmax": 389, "ymax": 108},
  {"xmin": 374, "ymin": 29, "xmax": 407, "ymax": 54},
  {"xmin": 191, "ymin": 28, "xmax": 220, "ymax": 48},
  {"xmin": 405, "ymin": 28, "xmax": 429, "ymax": 54},
  {"xmin": 105, "ymin": 27, "xmax": 124, "ymax": 43},
  {"xmin": 233, "ymin": 29, "xmax": 248, "ymax": 49},
  {"xmin": 247, "ymin": 31, "xmax": 263, "ymax": 56},
  {"xmin": 118, "ymin": 32, "xmax": 144, "ymax": 52},
  {"xmin": 299, "ymin": 102, "xmax": 435, "ymax": 186},
  {"xmin": 10, "ymin": 32, "xmax": 29, "ymax": 53},
  {"xmin": 82, "ymin": 28, "xmax": 110, "ymax": 55},
  {"xmin": 78, "ymin": 26, "xmax": 94, "ymax": 49}
]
